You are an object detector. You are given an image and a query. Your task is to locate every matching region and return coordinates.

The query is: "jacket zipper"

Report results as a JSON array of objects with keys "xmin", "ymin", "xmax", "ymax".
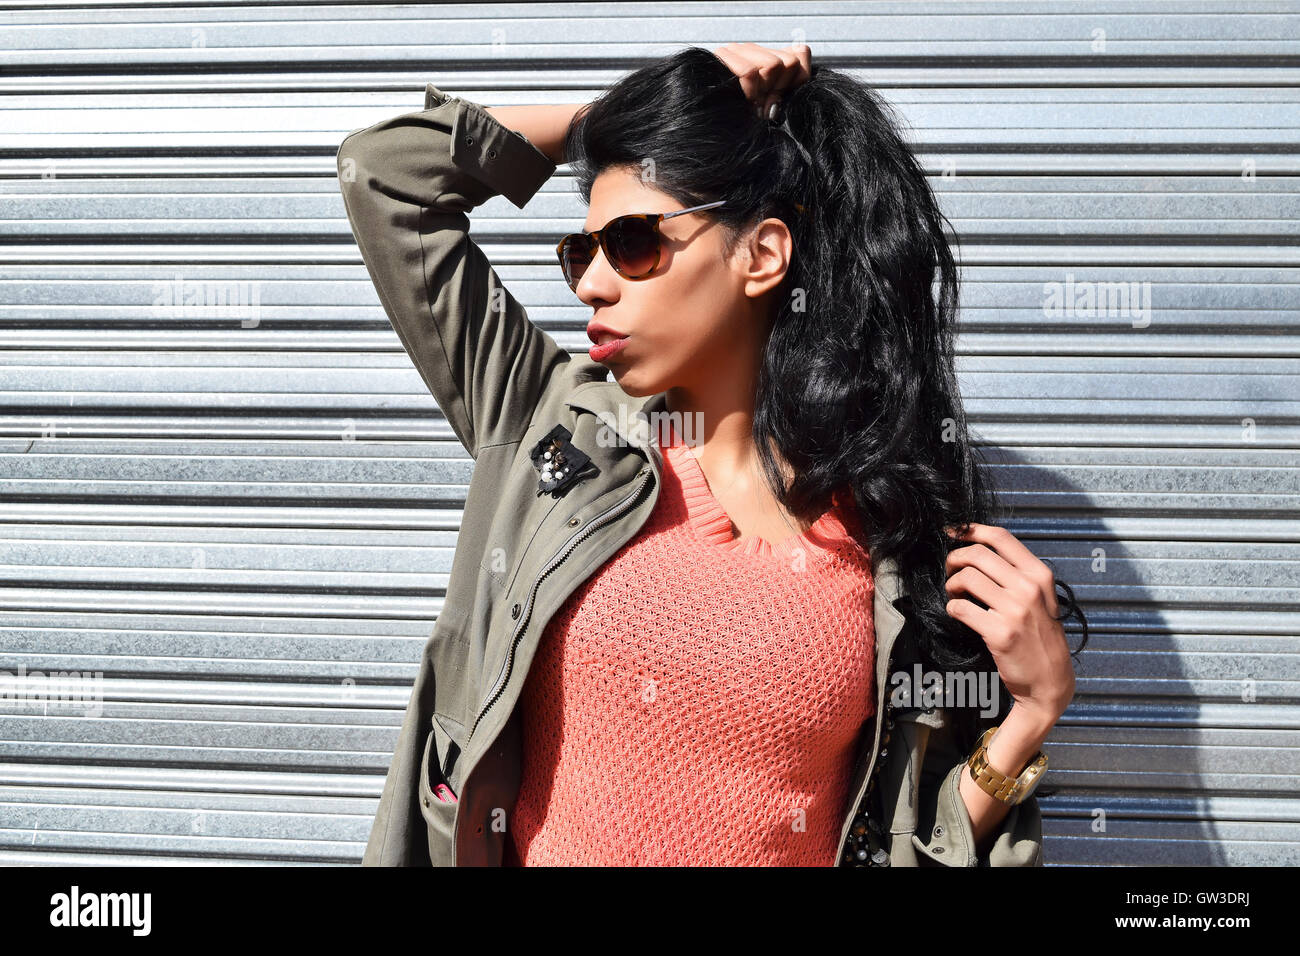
[
  {"xmin": 831, "ymin": 642, "xmax": 896, "ymax": 866},
  {"xmin": 469, "ymin": 468, "xmax": 655, "ymax": 741}
]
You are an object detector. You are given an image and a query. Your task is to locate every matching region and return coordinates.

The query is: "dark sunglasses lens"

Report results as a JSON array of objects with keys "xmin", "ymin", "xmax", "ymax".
[
  {"xmin": 559, "ymin": 236, "xmax": 592, "ymax": 288},
  {"xmin": 605, "ymin": 217, "xmax": 659, "ymax": 277}
]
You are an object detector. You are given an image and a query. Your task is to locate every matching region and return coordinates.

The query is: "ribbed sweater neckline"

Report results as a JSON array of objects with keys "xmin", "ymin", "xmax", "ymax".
[{"xmin": 660, "ymin": 418, "xmax": 861, "ymax": 562}]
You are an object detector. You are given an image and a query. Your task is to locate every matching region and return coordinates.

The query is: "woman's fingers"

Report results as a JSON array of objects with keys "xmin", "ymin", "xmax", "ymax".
[
  {"xmin": 790, "ymin": 42, "xmax": 812, "ymax": 81},
  {"xmin": 946, "ymin": 522, "xmax": 1060, "ymax": 617},
  {"xmin": 714, "ymin": 42, "xmax": 781, "ymax": 108},
  {"xmin": 714, "ymin": 42, "xmax": 813, "ymax": 117},
  {"xmin": 763, "ymin": 44, "xmax": 813, "ymax": 117}
]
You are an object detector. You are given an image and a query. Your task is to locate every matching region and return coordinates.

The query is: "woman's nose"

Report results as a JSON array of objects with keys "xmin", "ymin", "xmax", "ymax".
[{"xmin": 575, "ymin": 243, "xmax": 620, "ymax": 300}]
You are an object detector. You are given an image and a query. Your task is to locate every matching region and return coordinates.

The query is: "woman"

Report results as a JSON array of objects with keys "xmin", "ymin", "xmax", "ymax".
[{"xmin": 336, "ymin": 42, "xmax": 1088, "ymax": 867}]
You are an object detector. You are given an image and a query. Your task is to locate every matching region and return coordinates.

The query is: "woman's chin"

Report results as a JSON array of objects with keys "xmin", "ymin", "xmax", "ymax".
[{"xmin": 606, "ymin": 364, "xmax": 660, "ymax": 397}]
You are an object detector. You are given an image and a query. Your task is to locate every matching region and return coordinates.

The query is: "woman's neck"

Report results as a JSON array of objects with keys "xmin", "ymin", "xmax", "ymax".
[
  {"xmin": 663, "ymin": 384, "xmax": 754, "ymax": 474},
  {"xmin": 663, "ymin": 379, "xmax": 808, "ymax": 542}
]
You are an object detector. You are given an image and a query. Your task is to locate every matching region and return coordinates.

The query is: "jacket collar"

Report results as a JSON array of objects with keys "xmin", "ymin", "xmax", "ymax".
[
  {"xmin": 566, "ymin": 378, "xmax": 667, "ymax": 457},
  {"xmin": 564, "ymin": 378, "xmax": 911, "ymax": 607}
]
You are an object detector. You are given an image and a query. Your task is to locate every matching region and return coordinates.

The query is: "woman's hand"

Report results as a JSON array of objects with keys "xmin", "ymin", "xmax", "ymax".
[
  {"xmin": 712, "ymin": 42, "xmax": 813, "ymax": 120},
  {"xmin": 943, "ymin": 522, "xmax": 1076, "ymax": 731}
]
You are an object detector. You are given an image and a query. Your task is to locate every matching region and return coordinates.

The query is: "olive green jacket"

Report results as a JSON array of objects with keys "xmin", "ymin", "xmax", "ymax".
[{"xmin": 335, "ymin": 82, "xmax": 1044, "ymax": 867}]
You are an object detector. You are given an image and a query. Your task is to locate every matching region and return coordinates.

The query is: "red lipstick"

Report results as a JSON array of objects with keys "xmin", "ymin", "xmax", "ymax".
[
  {"xmin": 586, "ymin": 320, "xmax": 630, "ymax": 363},
  {"xmin": 589, "ymin": 335, "xmax": 630, "ymax": 362}
]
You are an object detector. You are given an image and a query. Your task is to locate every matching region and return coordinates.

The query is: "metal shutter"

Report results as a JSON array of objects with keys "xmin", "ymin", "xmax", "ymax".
[{"xmin": 1, "ymin": 1, "xmax": 1296, "ymax": 865}]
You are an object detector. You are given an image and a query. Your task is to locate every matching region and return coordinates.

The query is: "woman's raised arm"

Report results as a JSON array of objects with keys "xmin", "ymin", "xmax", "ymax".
[{"xmin": 336, "ymin": 84, "xmax": 587, "ymax": 457}]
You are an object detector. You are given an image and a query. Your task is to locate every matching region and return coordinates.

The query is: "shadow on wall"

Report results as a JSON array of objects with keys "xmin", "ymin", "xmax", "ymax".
[{"xmin": 984, "ymin": 445, "xmax": 1258, "ymax": 867}]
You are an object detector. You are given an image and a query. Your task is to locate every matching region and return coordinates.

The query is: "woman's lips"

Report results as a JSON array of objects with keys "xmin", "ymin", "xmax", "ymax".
[{"xmin": 589, "ymin": 335, "xmax": 630, "ymax": 362}]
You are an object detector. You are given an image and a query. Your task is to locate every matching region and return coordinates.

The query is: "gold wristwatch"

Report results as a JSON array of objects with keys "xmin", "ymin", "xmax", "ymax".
[{"xmin": 966, "ymin": 725, "xmax": 1048, "ymax": 805}]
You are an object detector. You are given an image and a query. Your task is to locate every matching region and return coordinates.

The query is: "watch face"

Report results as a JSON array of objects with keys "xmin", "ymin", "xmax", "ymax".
[{"xmin": 1015, "ymin": 757, "xmax": 1048, "ymax": 803}]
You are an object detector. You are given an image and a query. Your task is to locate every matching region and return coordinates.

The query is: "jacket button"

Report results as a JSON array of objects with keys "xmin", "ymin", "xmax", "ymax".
[
  {"xmin": 464, "ymin": 136, "xmax": 474, "ymax": 145},
  {"xmin": 932, "ymin": 846, "xmax": 945, "ymax": 854},
  {"xmin": 510, "ymin": 603, "xmax": 521, "ymax": 619},
  {"xmin": 568, "ymin": 517, "xmax": 580, "ymax": 527},
  {"xmin": 487, "ymin": 148, "xmax": 497, "ymax": 159},
  {"xmin": 933, "ymin": 825, "xmax": 944, "ymax": 837},
  {"xmin": 422, "ymin": 796, "xmax": 430, "ymax": 808}
]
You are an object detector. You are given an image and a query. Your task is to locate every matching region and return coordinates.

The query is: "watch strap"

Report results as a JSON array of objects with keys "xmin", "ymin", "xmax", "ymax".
[{"xmin": 967, "ymin": 724, "xmax": 1048, "ymax": 805}]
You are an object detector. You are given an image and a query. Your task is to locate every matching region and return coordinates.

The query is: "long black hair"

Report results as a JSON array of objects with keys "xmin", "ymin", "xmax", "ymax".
[{"xmin": 563, "ymin": 47, "xmax": 1089, "ymax": 779}]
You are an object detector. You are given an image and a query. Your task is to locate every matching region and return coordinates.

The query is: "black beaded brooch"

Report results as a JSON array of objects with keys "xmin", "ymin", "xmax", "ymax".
[{"xmin": 529, "ymin": 424, "xmax": 599, "ymax": 498}]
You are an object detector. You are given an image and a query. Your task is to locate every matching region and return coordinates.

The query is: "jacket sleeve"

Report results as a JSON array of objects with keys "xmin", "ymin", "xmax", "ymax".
[
  {"xmin": 335, "ymin": 82, "xmax": 570, "ymax": 457},
  {"xmin": 909, "ymin": 709, "xmax": 1045, "ymax": 866}
]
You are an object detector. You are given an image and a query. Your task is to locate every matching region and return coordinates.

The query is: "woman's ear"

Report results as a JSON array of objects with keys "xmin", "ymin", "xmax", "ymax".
[{"xmin": 740, "ymin": 217, "xmax": 795, "ymax": 298}]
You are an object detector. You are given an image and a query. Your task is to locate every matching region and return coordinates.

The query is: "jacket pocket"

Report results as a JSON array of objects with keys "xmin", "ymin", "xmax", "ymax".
[{"xmin": 418, "ymin": 712, "xmax": 467, "ymax": 866}]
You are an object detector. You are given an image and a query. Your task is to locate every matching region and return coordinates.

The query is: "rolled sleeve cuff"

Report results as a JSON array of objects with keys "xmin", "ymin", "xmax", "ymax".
[
  {"xmin": 911, "ymin": 760, "xmax": 1044, "ymax": 867},
  {"xmin": 425, "ymin": 82, "xmax": 557, "ymax": 210}
]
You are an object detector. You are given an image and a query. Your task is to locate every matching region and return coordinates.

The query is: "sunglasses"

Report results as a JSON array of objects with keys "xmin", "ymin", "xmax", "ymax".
[{"xmin": 554, "ymin": 199, "xmax": 727, "ymax": 292}]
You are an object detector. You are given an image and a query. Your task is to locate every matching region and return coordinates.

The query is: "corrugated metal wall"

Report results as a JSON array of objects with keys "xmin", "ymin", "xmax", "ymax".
[{"xmin": 1, "ymin": 1, "xmax": 1296, "ymax": 865}]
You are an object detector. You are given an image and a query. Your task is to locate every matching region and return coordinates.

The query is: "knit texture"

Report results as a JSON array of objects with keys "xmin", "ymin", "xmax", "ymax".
[{"xmin": 507, "ymin": 420, "xmax": 876, "ymax": 866}]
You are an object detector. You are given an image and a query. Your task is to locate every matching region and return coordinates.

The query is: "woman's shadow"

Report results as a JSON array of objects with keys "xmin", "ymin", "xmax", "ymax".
[{"xmin": 978, "ymin": 441, "xmax": 1235, "ymax": 866}]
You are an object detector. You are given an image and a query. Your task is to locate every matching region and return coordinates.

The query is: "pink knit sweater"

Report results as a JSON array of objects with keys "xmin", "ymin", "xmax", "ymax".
[{"xmin": 507, "ymin": 420, "xmax": 876, "ymax": 866}]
